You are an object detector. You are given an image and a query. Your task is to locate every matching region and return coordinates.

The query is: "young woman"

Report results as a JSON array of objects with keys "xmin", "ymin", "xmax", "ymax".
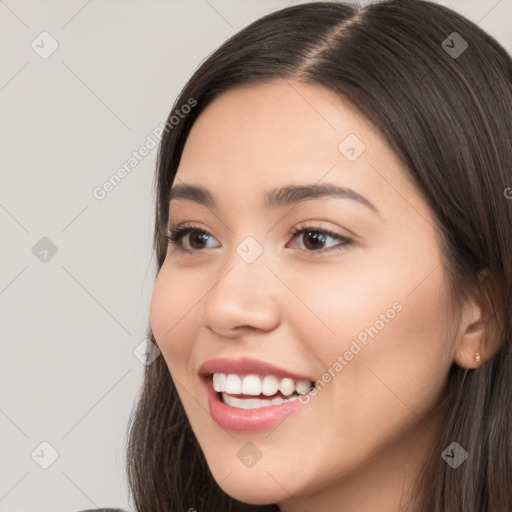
[{"xmin": 125, "ymin": 1, "xmax": 512, "ymax": 510}]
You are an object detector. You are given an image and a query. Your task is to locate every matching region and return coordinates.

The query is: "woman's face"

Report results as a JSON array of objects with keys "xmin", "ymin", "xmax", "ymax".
[{"xmin": 150, "ymin": 81, "xmax": 463, "ymax": 509}]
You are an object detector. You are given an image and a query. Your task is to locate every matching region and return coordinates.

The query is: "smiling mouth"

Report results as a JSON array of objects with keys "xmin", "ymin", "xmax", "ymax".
[{"xmin": 210, "ymin": 372, "xmax": 315, "ymax": 410}]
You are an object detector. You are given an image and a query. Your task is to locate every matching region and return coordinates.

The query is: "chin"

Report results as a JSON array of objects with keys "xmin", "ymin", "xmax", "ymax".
[{"xmin": 209, "ymin": 463, "xmax": 292, "ymax": 506}]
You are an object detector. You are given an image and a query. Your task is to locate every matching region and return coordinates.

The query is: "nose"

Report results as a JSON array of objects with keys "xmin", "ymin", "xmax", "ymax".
[{"xmin": 198, "ymin": 243, "xmax": 282, "ymax": 339}]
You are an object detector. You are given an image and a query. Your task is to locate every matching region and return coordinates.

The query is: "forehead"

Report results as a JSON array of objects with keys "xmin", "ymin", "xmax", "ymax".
[
  {"xmin": 181, "ymin": 80, "xmax": 373, "ymax": 167},
  {"xmin": 173, "ymin": 80, "xmax": 420, "ymax": 215}
]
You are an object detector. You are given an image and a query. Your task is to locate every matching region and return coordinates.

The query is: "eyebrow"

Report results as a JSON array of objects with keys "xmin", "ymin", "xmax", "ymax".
[{"xmin": 168, "ymin": 182, "xmax": 380, "ymax": 214}]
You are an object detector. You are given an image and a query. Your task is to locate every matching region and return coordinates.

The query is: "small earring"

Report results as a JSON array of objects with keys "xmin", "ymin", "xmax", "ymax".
[{"xmin": 473, "ymin": 352, "xmax": 481, "ymax": 364}]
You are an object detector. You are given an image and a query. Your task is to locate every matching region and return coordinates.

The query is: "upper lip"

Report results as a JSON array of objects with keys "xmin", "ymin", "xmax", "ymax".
[{"xmin": 199, "ymin": 356, "xmax": 315, "ymax": 382}]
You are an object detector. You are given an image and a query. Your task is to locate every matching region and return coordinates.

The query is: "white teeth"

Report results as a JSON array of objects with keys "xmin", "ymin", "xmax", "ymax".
[
  {"xmin": 222, "ymin": 391, "xmax": 300, "ymax": 409},
  {"xmin": 213, "ymin": 373, "xmax": 228, "ymax": 392},
  {"xmin": 295, "ymin": 379, "xmax": 311, "ymax": 395},
  {"xmin": 278, "ymin": 377, "xmax": 295, "ymax": 397},
  {"xmin": 218, "ymin": 373, "xmax": 227, "ymax": 390},
  {"xmin": 211, "ymin": 372, "xmax": 313, "ymax": 398},
  {"xmin": 213, "ymin": 373, "xmax": 221, "ymax": 392},
  {"xmin": 225, "ymin": 374, "xmax": 242, "ymax": 394},
  {"xmin": 241, "ymin": 374, "xmax": 262, "ymax": 395},
  {"xmin": 261, "ymin": 375, "xmax": 279, "ymax": 396}
]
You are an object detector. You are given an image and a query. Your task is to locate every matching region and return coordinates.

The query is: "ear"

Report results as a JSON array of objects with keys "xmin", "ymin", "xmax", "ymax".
[{"xmin": 453, "ymin": 269, "xmax": 499, "ymax": 369}]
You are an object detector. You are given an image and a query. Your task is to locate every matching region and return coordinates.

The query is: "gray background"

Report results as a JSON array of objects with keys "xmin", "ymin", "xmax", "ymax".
[{"xmin": 1, "ymin": 1, "xmax": 511, "ymax": 511}]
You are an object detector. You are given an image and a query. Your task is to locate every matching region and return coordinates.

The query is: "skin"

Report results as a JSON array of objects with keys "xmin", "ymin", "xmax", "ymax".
[{"xmin": 149, "ymin": 80, "xmax": 486, "ymax": 511}]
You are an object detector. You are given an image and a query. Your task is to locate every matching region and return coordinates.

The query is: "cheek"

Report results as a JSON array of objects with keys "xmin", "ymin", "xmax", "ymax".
[
  {"xmin": 149, "ymin": 266, "xmax": 198, "ymax": 367},
  {"xmin": 265, "ymin": 264, "xmax": 454, "ymax": 485},
  {"xmin": 290, "ymin": 254, "xmax": 454, "ymax": 425},
  {"xmin": 326, "ymin": 265, "xmax": 454, "ymax": 435},
  {"xmin": 279, "ymin": 257, "xmax": 409, "ymax": 362}
]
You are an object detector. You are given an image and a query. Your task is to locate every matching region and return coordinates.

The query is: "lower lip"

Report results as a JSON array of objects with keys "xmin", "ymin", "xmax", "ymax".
[{"xmin": 202, "ymin": 376, "xmax": 308, "ymax": 432}]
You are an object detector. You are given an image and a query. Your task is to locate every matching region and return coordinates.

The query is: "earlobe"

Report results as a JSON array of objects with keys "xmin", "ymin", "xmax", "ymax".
[
  {"xmin": 453, "ymin": 269, "xmax": 498, "ymax": 370},
  {"xmin": 453, "ymin": 302, "xmax": 487, "ymax": 369}
]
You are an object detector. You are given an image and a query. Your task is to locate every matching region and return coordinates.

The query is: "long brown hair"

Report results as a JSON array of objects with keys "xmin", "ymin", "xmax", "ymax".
[{"xmin": 125, "ymin": 1, "xmax": 512, "ymax": 510}]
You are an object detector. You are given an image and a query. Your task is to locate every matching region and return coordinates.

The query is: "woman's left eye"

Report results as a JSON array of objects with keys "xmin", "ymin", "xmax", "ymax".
[
  {"xmin": 166, "ymin": 223, "xmax": 352, "ymax": 253},
  {"xmin": 166, "ymin": 225, "xmax": 220, "ymax": 251},
  {"xmin": 288, "ymin": 225, "xmax": 352, "ymax": 252}
]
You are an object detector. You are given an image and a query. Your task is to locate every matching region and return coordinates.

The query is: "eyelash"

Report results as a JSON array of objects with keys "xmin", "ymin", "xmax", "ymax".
[{"xmin": 165, "ymin": 222, "xmax": 352, "ymax": 254}]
